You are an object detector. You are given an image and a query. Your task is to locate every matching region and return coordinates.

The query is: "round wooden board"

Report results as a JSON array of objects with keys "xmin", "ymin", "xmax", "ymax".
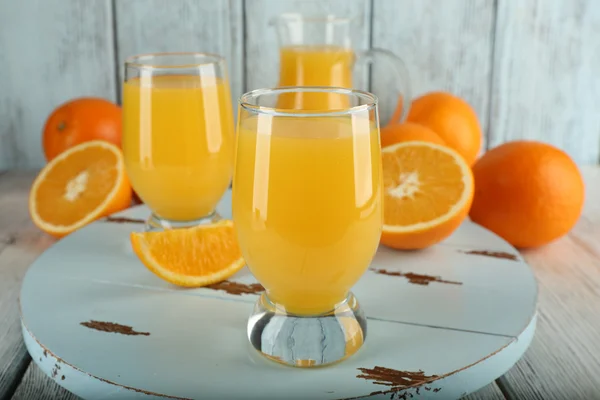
[{"xmin": 20, "ymin": 190, "xmax": 537, "ymax": 400}]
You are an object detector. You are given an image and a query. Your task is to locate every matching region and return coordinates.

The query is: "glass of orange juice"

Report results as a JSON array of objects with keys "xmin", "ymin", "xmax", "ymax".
[
  {"xmin": 233, "ymin": 87, "xmax": 383, "ymax": 367},
  {"xmin": 122, "ymin": 53, "xmax": 234, "ymax": 231}
]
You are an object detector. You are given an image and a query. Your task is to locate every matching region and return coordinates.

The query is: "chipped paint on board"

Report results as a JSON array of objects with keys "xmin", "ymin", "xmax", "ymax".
[
  {"xmin": 462, "ymin": 250, "xmax": 518, "ymax": 261},
  {"xmin": 370, "ymin": 268, "xmax": 462, "ymax": 286},
  {"xmin": 80, "ymin": 320, "xmax": 150, "ymax": 336},
  {"xmin": 205, "ymin": 280, "xmax": 264, "ymax": 295},
  {"xmin": 102, "ymin": 216, "xmax": 145, "ymax": 224}
]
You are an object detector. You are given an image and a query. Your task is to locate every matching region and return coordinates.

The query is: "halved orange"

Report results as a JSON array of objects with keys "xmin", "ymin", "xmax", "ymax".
[
  {"xmin": 29, "ymin": 140, "xmax": 132, "ymax": 238},
  {"xmin": 381, "ymin": 141, "xmax": 474, "ymax": 250},
  {"xmin": 130, "ymin": 220, "xmax": 245, "ymax": 287}
]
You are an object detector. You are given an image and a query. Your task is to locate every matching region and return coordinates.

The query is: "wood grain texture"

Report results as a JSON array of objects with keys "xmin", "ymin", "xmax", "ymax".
[
  {"xmin": 11, "ymin": 364, "xmax": 80, "ymax": 400},
  {"xmin": 17, "ymin": 176, "xmax": 537, "ymax": 398},
  {"xmin": 2, "ymin": 169, "xmax": 600, "ymax": 397},
  {"xmin": 5, "ymin": 365, "xmax": 508, "ymax": 400},
  {"xmin": 497, "ymin": 166, "xmax": 600, "ymax": 398},
  {"xmin": 489, "ymin": 0, "xmax": 600, "ymax": 164},
  {"xmin": 244, "ymin": 0, "xmax": 372, "ymax": 91},
  {"xmin": 115, "ymin": 0, "xmax": 244, "ymax": 107},
  {"xmin": 0, "ymin": 0, "xmax": 117, "ymax": 170},
  {"xmin": 0, "ymin": 172, "xmax": 56, "ymax": 398},
  {"xmin": 371, "ymin": 0, "xmax": 495, "ymax": 138},
  {"xmin": 0, "ymin": 0, "xmax": 599, "ymax": 169},
  {"xmin": 463, "ymin": 383, "xmax": 506, "ymax": 400}
]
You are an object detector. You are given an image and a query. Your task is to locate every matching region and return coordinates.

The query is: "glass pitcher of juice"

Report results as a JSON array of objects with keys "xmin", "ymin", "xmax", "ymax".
[{"xmin": 271, "ymin": 13, "xmax": 411, "ymax": 121}]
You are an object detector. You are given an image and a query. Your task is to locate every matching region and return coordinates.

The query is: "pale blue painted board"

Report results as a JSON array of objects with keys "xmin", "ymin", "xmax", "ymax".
[{"xmin": 20, "ymin": 190, "xmax": 537, "ymax": 399}]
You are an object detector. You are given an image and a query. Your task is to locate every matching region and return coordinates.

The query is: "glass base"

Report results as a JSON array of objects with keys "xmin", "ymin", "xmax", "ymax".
[
  {"xmin": 145, "ymin": 211, "xmax": 221, "ymax": 232},
  {"xmin": 247, "ymin": 292, "xmax": 367, "ymax": 368}
]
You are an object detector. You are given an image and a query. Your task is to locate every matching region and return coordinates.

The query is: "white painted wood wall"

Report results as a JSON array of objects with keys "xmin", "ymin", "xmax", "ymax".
[{"xmin": 0, "ymin": 0, "xmax": 598, "ymax": 169}]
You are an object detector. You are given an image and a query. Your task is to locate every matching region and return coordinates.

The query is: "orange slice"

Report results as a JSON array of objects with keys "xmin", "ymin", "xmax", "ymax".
[
  {"xmin": 381, "ymin": 141, "xmax": 474, "ymax": 250},
  {"xmin": 29, "ymin": 140, "xmax": 132, "ymax": 238},
  {"xmin": 130, "ymin": 220, "xmax": 245, "ymax": 287}
]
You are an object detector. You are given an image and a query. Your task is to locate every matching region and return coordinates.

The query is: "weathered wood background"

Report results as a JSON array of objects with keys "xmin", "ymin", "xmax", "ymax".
[{"xmin": 0, "ymin": 0, "xmax": 598, "ymax": 169}]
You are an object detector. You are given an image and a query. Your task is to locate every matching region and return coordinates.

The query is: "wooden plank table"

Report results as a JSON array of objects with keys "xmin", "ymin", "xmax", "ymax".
[{"xmin": 0, "ymin": 168, "xmax": 598, "ymax": 399}]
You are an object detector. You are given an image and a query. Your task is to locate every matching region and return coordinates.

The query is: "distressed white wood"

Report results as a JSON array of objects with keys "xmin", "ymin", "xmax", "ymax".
[
  {"xmin": 462, "ymin": 383, "xmax": 506, "ymax": 400},
  {"xmin": 244, "ymin": 0, "xmax": 372, "ymax": 92},
  {"xmin": 1, "ymin": 0, "xmax": 599, "ymax": 169},
  {"xmin": 497, "ymin": 166, "xmax": 600, "ymax": 398},
  {"xmin": 371, "ymin": 0, "xmax": 495, "ymax": 139},
  {"xmin": 115, "ymin": 0, "xmax": 244, "ymax": 110},
  {"xmin": 4, "ymin": 168, "xmax": 599, "ymax": 398},
  {"xmin": 12, "ymin": 363, "xmax": 79, "ymax": 400},
  {"xmin": 8, "ymin": 166, "xmax": 600, "ymax": 398},
  {"xmin": 0, "ymin": 246, "xmax": 32, "ymax": 398},
  {"xmin": 489, "ymin": 0, "xmax": 600, "ymax": 164},
  {"xmin": 5, "ymin": 168, "xmax": 600, "ymax": 397},
  {"xmin": 0, "ymin": 172, "xmax": 56, "ymax": 398},
  {"xmin": 20, "ymin": 190, "xmax": 536, "ymax": 399},
  {"xmin": 22, "ymin": 318, "xmax": 533, "ymax": 400},
  {"xmin": 13, "ymin": 350, "xmax": 505, "ymax": 400},
  {"xmin": 0, "ymin": 0, "xmax": 117, "ymax": 169}
]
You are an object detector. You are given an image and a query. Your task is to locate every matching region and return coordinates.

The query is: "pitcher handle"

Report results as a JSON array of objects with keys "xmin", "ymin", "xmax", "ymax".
[{"xmin": 354, "ymin": 48, "xmax": 412, "ymax": 124}]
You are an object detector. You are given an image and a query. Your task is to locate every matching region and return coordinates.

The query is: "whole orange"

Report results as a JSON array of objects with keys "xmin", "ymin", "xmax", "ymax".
[
  {"xmin": 407, "ymin": 92, "xmax": 482, "ymax": 165},
  {"xmin": 469, "ymin": 141, "xmax": 585, "ymax": 249},
  {"xmin": 43, "ymin": 97, "xmax": 122, "ymax": 162},
  {"xmin": 380, "ymin": 122, "xmax": 445, "ymax": 148}
]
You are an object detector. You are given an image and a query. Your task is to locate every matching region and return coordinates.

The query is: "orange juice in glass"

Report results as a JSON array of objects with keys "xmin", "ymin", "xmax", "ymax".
[
  {"xmin": 122, "ymin": 53, "xmax": 234, "ymax": 230},
  {"xmin": 271, "ymin": 13, "xmax": 412, "ymax": 122},
  {"xmin": 233, "ymin": 87, "xmax": 383, "ymax": 367},
  {"xmin": 276, "ymin": 45, "xmax": 354, "ymax": 109}
]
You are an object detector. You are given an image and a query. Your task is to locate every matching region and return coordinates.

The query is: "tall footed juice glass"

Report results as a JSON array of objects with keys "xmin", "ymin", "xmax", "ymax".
[
  {"xmin": 233, "ymin": 87, "xmax": 383, "ymax": 367},
  {"xmin": 122, "ymin": 52, "xmax": 234, "ymax": 231}
]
